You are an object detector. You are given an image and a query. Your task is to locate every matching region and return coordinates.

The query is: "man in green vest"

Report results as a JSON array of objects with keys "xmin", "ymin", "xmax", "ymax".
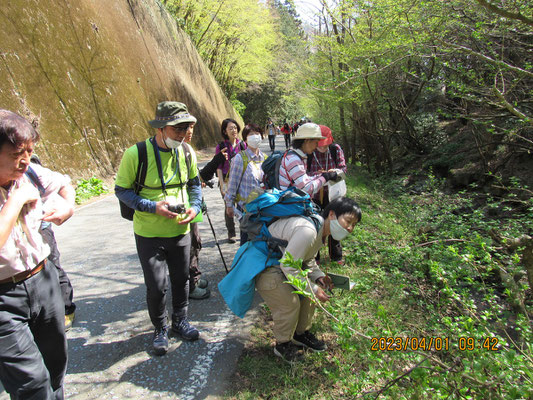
[{"xmin": 115, "ymin": 101, "xmax": 203, "ymax": 355}]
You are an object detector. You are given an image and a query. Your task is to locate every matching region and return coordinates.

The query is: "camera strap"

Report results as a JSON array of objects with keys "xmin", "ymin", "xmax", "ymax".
[{"xmin": 150, "ymin": 136, "xmax": 191, "ymax": 198}]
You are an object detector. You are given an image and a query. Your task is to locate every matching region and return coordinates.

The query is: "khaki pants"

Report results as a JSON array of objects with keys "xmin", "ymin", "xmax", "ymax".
[{"xmin": 256, "ymin": 266, "xmax": 315, "ymax": 343}]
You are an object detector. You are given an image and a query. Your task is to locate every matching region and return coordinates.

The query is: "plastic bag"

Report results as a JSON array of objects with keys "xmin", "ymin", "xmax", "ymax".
[{"xmin": 328, "ymin": 179, "xmax": 346, "ymax": 201}]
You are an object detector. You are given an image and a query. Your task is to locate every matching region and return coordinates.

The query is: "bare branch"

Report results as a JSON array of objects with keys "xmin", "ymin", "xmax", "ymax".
[
  {"xmin": 474, "ymin": 0, "xmax": 533, "ymax": 27},
  {"xmin": 372, "ymin": 356, "xmax": 431, "ymax": 399},
  {"xmin": 492, "ymin": 77, "xmax": 532, "ymax": 124},
  {"xmin": 400, "ymin": 239, "xmax": 467, "ymax": 248},
  {"xmin": 441, "ymin": 41, "xmax": 533, "ymax": 78}
]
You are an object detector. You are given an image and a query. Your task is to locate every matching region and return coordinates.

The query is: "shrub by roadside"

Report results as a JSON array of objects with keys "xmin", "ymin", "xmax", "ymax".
[{"xmin": 226, "ymin": 166, "xmax": 532, "ymax": 400}]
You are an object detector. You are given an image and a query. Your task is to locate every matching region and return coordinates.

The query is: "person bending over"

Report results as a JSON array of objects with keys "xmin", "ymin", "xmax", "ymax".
[{"xmin": 255, "ymin": 197, "xmax": 361, "ymax": 363}]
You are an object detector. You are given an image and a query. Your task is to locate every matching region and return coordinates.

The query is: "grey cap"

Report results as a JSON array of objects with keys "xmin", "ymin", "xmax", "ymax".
[{"xmin": 148, "ymin": 101, "xmax": 197, "ymax": 129}]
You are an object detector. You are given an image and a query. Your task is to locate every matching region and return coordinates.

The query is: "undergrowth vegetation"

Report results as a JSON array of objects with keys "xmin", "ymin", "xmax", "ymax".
[
  {"xmin": 227, "ymin": 167, "xmax": 532, "ymax": 399},
  {"xmin": 74, "ymin": 177, "xmax": 108, "ymax": 205}
]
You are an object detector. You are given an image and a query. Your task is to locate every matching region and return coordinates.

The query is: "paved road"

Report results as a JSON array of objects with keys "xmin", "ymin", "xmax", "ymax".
[{"xmin": 1, "ymin": 135, "xmax": 287, "ymax": 399}]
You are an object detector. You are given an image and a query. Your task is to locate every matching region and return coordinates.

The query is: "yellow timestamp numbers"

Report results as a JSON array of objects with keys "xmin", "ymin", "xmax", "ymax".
[
  {"xmin": 371, "ymin": 336, "xmax": 499, "ymax": 352},
  {"xmin": 457, "ymin": 336, "xmax": 499, "ymax": 351}
]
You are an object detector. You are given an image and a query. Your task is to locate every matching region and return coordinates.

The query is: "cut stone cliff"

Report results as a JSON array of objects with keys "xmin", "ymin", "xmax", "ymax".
[{"xmin": 0, "ymin": 0, "xmax": 241, "ymax": 177}]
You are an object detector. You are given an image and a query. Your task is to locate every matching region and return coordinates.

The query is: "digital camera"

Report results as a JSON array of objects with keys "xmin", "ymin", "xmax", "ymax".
[{"xmin": 167, "ymin": 203, "xmax": 186, "ymax": 213}]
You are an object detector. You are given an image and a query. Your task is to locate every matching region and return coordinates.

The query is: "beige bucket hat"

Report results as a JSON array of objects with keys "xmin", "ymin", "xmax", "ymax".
[{"xmin": 293, "ymin": 123, "xmax": 327, "ymax": 140}]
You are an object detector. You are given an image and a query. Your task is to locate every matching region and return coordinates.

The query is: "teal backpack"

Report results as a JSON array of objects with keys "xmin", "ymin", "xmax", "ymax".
[{"xmin": 240, "ymin": 187, "xmax": 323, "ymax": 251}]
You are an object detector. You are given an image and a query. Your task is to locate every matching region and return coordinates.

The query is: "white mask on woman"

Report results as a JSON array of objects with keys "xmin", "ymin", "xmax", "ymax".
[
  {"xmin": 330, "ymin": 217, "xmax": 350, "ymax": 241},
  {"xmin": 247, "ymin": 134, "xmax": 262, "ymax": 149}
]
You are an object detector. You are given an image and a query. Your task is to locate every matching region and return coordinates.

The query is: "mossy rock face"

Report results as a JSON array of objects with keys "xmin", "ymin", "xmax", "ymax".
[{"xmin": 0, "ymin": 0, "xmax": 240, "ymax": 179}]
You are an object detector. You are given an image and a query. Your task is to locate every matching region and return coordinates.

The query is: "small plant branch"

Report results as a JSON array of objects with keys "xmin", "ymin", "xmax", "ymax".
[
  {"xmin": 401, "ymin": 238, "xmax": 467, "ymax": 248},
  {"xmin": 372, "ymin": 355, "xmax": 431, "ymax": 399},
  {"xmin": 304, "ymin": 273, "xmax": 372, "ymax": 341}
]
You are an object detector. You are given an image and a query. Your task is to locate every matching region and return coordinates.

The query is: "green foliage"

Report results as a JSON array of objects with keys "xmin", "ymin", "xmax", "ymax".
[
  {"xmin": 229, "ymin": 94, "xmax": 246, "ymax": 118},
  {"xmin": 163, "ymin": 0, "xmax": 278, "ymax": 96},
  {"xmin": 74, "ymin": 176, "xmax": 108, "ymax": 204},
  {"xmin": 237, "ymin": 0, "xmax": 311, "ymax": 124},
  {"xmin": 162, "ymin": 0, "xmax": 311, "ymax": 125},
  {"xmin": 281, "ymin": 252, "xmax": 314, "ymax": 299},
  {"xmin": 229, "ymin": 166, "xmax": 532, "ymax": 399},
  {"xmin": 305, "ymin": 0, "xmax": 532, "ymax": 175}
]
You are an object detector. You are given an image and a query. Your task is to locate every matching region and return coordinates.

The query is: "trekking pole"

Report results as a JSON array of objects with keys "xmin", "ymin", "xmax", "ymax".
[{"xmin": 202, "ymin": 199, "xmax": 229, "ymax": 274}]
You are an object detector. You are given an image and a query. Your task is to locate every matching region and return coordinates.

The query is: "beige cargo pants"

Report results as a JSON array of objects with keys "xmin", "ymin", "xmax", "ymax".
[{"xmin": 256, "ymin": 266, "xmax": 315, "ymax": 343}]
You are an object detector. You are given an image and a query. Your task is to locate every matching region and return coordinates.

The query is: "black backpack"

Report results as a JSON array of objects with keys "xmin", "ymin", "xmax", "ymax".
[
  {"xmin": 119, "ymin": 139, "xmax": 192, "ymax": 220},
  {"xmin": 261, "ymin": 150, "xmax": 303, "ymax": 190},
  {"xmin": 119, "ymin": 141, "xmax": 148, "ymax": 220}
]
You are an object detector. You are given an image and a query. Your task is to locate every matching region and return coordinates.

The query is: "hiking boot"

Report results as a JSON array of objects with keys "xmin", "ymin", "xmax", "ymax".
[
  {"xmin": 228, "ymin": 235, "xmax": 236, "ymax": 244},
  {"xmin": 292, "ymin": 331, "xmax": 327, "ymax": 352},
  {"xmin": 153, "ymin": 326, "xmax": 169, "ymax": 356},
  {"xmin": 172, "ymin": 317, "xmax": 199, "ymax": 341},
  {"xmin": 197, "ymin": 278, "xmax": 208, "ymax": 289},
  {"xmin": 65, "ymin": 312, "xmax": 75, "ymax": 332},
  {"xmin": 189, "ymin": 286, "xmax": 210, "ymax": 300},
  {"xmin": 274, "ymin": 342, "xmax": 304, "ymax": 363}
]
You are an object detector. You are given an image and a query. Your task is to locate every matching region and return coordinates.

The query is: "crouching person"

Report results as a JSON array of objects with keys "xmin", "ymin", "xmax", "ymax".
[
  {"xmin": 0, "ymin": 110, "xmax": 75, "ymax": 399},
  {"xmin": 256, "ymin": 197, "xmax": 361, "ymax": 363}
]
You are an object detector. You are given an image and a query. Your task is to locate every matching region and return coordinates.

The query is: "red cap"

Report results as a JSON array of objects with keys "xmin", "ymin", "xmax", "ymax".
[{"xmin": 318, "ymin": 125, "xmax": 333, "ymax": 146}]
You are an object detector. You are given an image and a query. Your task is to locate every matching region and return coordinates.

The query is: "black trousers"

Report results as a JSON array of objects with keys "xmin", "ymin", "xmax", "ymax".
[
  {"xmin": 135, "ymin": 233, "xmax": 191, "ymax": 329},
  {"xmin": 0, "ymin": 261, "xmax": 67, "ymax": 400},
  {"xmin": 189, "ymin": 222, "xmax": 202, "ymax": 291},
  {"xmin": 284, "ymin": 134, "xmax": 291, "ymax": 149},
  {"xmin": 314, "ymin": 194, "xmax": 343, "ymax": 261},
  {"xmin": 268, "ymin": 135, "xmax": 276, "ymax": 150}
]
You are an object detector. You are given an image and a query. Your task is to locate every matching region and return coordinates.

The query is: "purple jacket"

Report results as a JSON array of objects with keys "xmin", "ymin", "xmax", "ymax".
[{"xmin": 215, "ymin": 139, "xmax": 247, "ymax": 176}]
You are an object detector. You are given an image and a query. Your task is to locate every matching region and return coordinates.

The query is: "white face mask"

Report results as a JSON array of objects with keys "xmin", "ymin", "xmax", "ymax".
[
  {"xmin": 247, "ymin": 134, "xmax": 262, "ymax": 149},
  {"xmin": 330, "ymin": 217, "xmax": 350, "ymax": 241},
  {"xmin": 164, "ymin": 134, "xmax": 184, "ymax": 149}
]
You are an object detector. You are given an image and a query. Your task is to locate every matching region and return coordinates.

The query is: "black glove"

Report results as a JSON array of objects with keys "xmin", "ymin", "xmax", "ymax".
[
  {"xmin": 321, "ymin": 171, "xmax": 338, "ymax": 182},
  {"xmin": 200, "ymin": 151, "xmax": 226, "ymax": 182}
]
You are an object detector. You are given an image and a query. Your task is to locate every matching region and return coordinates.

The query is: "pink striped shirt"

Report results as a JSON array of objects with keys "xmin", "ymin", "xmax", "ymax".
[{"xmin": 279, "ymin": 149, "xmax": 326, "ymax": 196}]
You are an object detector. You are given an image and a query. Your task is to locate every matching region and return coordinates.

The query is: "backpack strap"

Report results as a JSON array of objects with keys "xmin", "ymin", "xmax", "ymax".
[
  {"xmin": 182, "ymin": 142, "xmax": 192, "ymax": 181},
  {"xmin": 133, "ymin": 140, "xmax": 148, "ymax": 194},
  {"xmin": 141, "ymin": 138, "xmax": 192, "ymax": 193},
  {"xmin": 280, "ymin": 149, "xmax": 303, "ymax": 187},
  {"xmin": 25, "ymin": 166, "xmax": 45, "ymax": 195},
  {"xmin": 329, "ymin": 143, "xmax": 338, "ymax": 166},
  {"xmin": 234, "ymin": 150, "xmax": 250, "ymax": 203}
]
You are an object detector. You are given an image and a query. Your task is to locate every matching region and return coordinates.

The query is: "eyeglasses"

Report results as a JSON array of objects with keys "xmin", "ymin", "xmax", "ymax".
[
  {"xmin": 227, "ymin": 126, "xmax": 238, "ymax": 131},
  {"xmin": 171, "ymin": 124, "xmax": 193, "ymax": 133}
]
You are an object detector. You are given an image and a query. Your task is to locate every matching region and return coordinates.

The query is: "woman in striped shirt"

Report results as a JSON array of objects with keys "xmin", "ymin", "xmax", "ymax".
[
  {"xmin": 279, "ymin": 123, "xmax": 339, "ymax": 197},
  {"xmin": 307, "ymin": 125, "xmax": 348, "ymax": 263}
]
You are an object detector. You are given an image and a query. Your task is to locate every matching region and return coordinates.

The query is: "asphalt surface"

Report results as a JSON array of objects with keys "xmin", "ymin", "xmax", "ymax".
[{"xmin": 0, "ymin": 136, "xmax": 288, "ymax": 399}]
